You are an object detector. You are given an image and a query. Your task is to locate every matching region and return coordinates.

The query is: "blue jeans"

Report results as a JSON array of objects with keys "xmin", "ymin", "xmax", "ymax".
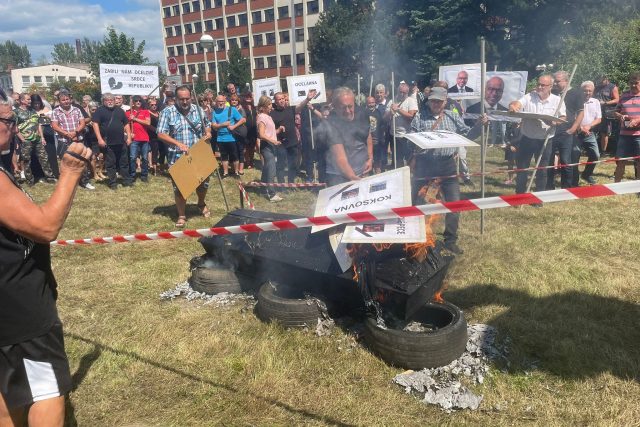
[
  {"xmin": 129, "ymin": 141, "xmax": 150, "ymax": 179},
  {"xmin": 276, "ymin": 144, "xmax": 299, "ymax": 183},
  {"xmin": 579, "ymin": 133, "xmax": 600, "ymax": 179},
  {"xmin": 261, "ymin": 142, "xmax": 278, "ymax": 197},
  {"xmin": 548, "ymin": 132, "xmax": 575, "ymax": 189}
]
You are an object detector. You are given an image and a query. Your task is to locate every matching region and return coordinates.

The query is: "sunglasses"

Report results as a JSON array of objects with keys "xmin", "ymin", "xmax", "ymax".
[{"xmin": 0, "ymin": 117, "xmax": 17, "ymax": 128}]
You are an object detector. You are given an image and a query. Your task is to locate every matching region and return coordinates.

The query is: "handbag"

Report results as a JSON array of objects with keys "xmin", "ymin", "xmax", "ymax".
[{"xmin": 228, "ymin": 107, "xmax": 248, "ymax": 139}]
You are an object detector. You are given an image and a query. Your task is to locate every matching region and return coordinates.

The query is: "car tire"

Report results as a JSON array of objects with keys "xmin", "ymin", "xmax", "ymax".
[
  {"xmin": 255, "ymin": 280, "xmax": 324, "ymax": 329},
  {"xmin": 364, "ymin": 301, "xmax": 468, "ymax": 369},
  {"xmin": 189, "ymin": 266, "xmax": 242, "ymax": 295}
]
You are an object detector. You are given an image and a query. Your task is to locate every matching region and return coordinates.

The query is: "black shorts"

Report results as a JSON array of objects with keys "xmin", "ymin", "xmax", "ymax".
[
  {"xmin": 0, "ymin": 322, "xmax": 72, "ymax": 409},
  {"xmin": 218, "ymin": 141, "xmax": 238, "ymax": 162}
]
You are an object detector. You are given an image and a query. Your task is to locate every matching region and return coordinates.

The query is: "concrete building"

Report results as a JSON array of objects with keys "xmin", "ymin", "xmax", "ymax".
[
  {"xmin": 159, "ymin": 0, "xmax": 332, "ymax": 88},
  {"xmin": 9, "ymin": 64, "xmax": 93, "ymax": 92}
]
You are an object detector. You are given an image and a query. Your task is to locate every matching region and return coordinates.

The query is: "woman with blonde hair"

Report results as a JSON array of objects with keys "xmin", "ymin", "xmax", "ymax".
[{"xmin": 256, "ymin": 95, "xmax": 284, "ymax": 201}]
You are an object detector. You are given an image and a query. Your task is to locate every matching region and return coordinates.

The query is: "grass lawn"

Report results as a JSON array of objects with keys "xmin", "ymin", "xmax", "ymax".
[{"xmin": 25, "ymin": 147, "xmax": 640, "ymax": 426}]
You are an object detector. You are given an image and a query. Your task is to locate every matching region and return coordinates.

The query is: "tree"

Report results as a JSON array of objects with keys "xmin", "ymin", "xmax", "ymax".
[
  {"xmin": 0, "ymin": 40, "xmax": 32, "ymax": 71},
  {"xmin": 51, "ymin": 43, "xmax": 78, "ymax": 63},
  {"xmin": 224, "ymin": 44, "xmax": 252, "ymax": 91},
  {"xmin": 93, "ymin": 27, "xmax": 147, "ymax": 76}
]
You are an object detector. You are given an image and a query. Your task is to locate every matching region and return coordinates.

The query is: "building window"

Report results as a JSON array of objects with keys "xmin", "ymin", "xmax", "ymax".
[
  {"xmin": 194, "ymin": 22, "xmax": 202, "ymax": 33},
  {"xmin": 227, "ymin": 16, "xmax": 236, "ymax": 28},
  {"xmin": 228, "ymin": 38, "xmax": 238, "ymax": 48},
  {"xmin": 192, "ymin": 1, "xmax": 201, "ymax": 12},
  {"xmin": 179, "ymin": 65, "xmax": 186, "ymax": 75},
  {"xmin": 253, "ymin": 34, "xmax": 263, "ymax": 47},
  {"xmin": 204, "ymin": 0, "xmax": 211, "ymax": 8},
  {"xmin": 280, "ymin": 55, "xmax": 291, "ymax": 67},
  {"xmin": 165, "ymin": 27, "xmax": 173, "ymax": 38},
  {"xmin": 296, "ymin": 53, "xmax": 305, "ymax": 65},
  {"xmin": 267, "ymin": 56, "xmax": 277, "ymax": 69},
  {"xmin": 68, "ymin": 76, "xmax": 77, "ymax": 83},
  {"xmin": 173, "ymin": 5, "xmax": 179, "ymax": 15},
  {"xmin": 278, "ymin": 5, "xmax": 289, "ymax": 19},
  {"xmin": 187, "ymin": 44, "xmax": 194, "ymax": 55},
  {"xmin": 264, "ymin": 8, "xmax": 275, "ymax": 22},
  {"xmin": 189, "ymin": 64, "xmax": 196, "ymax": 75},
  {"xmin": 252, "ymin": 11, "xmax": 262, "ymax": 24},
  {"xmin": 295, "ymin": 28, "xmax": 304, "ymax": 42},
  {"xmin": 208, "ymin": 62, "xmax": 217, "ymax": 72},
  {"xmin": 168, "ymin": 46, "xmax": 176, "ymax": 56},
  {"xmin": 182, "ymin": 2, "xmax": 191, "ymax": 14},
  {"xmin": 240, "ymin": 36, "xmax": 249, "ymax": 48},
  {"xmin": 46, "ymin": 76, "xmax": 53, "ymax": 83},
  {"xmin": 307, "ymin": 0, "xmax": 319, "ymax": 14},
  {"xmin": 265, "ymin": 32, "xmax": 276, "ymax": 45},
  {"xmin": 205, "ymin": 20, "xmax": 214, "ymax": 31},
  {"xmin": 80, "ymin": 76, "xmax": 87, "ymax": 82},
  {"xmin": 217, "ymin": 40, "xmax": 225, "ymax": 50},
  {"xmin": 34, "ymin": 76, "xmax": 42, "ymax": 83},
  {"xmin": 238, "ymin": 13, "xmax": 247, "ymax": 26},
  {"xmin": 225, "ymin": 0, "xmax": 234, "ymax": 4},
  {"xmin": 215, "ymin": 17, "xmax": 223, "ymax": 29},
  {"xmin": 254, "ymin": 58, "xmax": 264, "ymax": 70},
  {"xmin": 294, "ymin": 3, "xmax": 303, "ymax": 16},
  {"xmin": 214, "ymin": 0, "xmax": 222, "ymax": 6},
  {"xmin": 198, "ymin": 63, "xmax": 206, "ymax": 72},
  {"xmin": 196, "ymin": 43, "xmax": 204, "ymax": 54},
  {"xmin": 185, "ymin": 23, "xmax": 193, "ymax": 34},
  {"xmin": 163, "ymin": 7, "xmax": 171, "ymax": 18},
  {"xmin": 279, "ymin": 30, "xmax": 290, "ymax": 43},
  {"xmin": 177, "ymin": 45, "xmax": 184, "ymax": 55},
  {"xmin": 174, "ymin": 25, "xmax": 182, "ymax": 36}
]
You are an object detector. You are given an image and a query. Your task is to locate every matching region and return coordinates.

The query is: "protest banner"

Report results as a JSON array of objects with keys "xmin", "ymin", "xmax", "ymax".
[
  {"xmin": 464, "ymin": 71, "xmax": 529, "ymax": 122},
  {"xmin": 403, "ymin": 131, "xmax": 481, "ymax": 150},
  {"xmin": 439, "ymin": 63, "xmax": 481, "ymax": 100},
  {"xmin": 99, "ymin": 63, "xmax": 160, "ymax": 96},
  {"xmin": 285, "ymin": 73, "xmax": 327, "ymax": 106},
  {"xmin": 252, "ymin": 77, "xmax": 281, "ymax": 106},
  {"xmin": 169, "ymin": 137, "xmax": 219, "ymax": 198}
]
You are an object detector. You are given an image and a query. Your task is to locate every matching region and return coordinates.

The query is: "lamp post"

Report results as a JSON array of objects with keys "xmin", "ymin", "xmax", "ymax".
[{"xmin": 199, "ymin": 34, "xmax": 219, "ymax": 94}]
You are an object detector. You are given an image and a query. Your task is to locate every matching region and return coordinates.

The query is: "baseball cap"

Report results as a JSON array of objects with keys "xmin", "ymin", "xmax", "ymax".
[{"xmin": 428, "ymin": 87, "xmax": 447, "ymax": 101}]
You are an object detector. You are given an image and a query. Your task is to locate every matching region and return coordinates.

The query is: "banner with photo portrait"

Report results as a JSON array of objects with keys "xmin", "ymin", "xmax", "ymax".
[
  {"xmin": 438, "ymin": 63, "xmax": 481, "ymax": 100},
  {"xmin": 99, "ymin": 63, "xmax": 160, "ymax": 96},
  {"xmin": 463, "ymin": 71, "xmax": 528, "ymax": 122},
  {"xmin": 285, "ymin": 73, "xmax": 327, "ymax": 106},
  {"xmin": 252, "ymin": 77, "xmax": 281, "ymax": 106}
]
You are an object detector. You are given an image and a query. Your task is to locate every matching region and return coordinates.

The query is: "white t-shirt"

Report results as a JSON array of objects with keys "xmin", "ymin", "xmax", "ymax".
[
  {"xmin": 387, "ymin": 96, "xmax": 418, "ymax": 135},
  {"xmin": 582, "ymin": 97, "xmax": 602, "ymax": 126},
  {"xmin": 517, "ymin": 91, "xmax": 566, "ymax": 139}
]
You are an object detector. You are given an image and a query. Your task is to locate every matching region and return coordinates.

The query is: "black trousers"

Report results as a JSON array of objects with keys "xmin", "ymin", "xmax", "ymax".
[{"xmin": 105, "ymin": 144, "xmax": 131, "ymax": 187}]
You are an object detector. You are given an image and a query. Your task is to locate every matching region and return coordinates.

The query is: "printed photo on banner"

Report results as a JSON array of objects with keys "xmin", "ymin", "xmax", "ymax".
[
  {"xmin": 439, "ymin": 63, "xmax": 481, "ymax": 99},
  {"xmin": 252, "ymin": 77, "xmax": 281, "ymax": 106},
  {"xmin": 99, "ymin": 63, "xmax": 160, "ymax": 96},
  {"xmin": 464, "ymin": 71, "xmax": 529, "ymax": 122},
  {"xmin": 285, "ymin": 73, "xmax": 327, "ymax": 106}
]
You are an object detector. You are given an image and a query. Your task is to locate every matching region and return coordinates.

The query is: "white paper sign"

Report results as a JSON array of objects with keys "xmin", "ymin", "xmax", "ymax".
[
  {"xmin": 439, "ymin": 63, "xmax": 481, "ymax": 100},
  {"xmin": 99, "ymin": 63, "xmax": 160, "ymax": 96},
  {"xmin": 404, "ymin": 131, "xmax": 480, "ymax": 150},
  {"xmin": 252, "ymin": 77, "xmax": 281, "ymax": 106},
  {"xmin": 286, "ymin": 73, "xmax": 327, "ymax": 106}
]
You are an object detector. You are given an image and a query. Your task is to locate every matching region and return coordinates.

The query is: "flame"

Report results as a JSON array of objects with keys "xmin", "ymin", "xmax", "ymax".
[
  {"xmin": 432, "ymin": 281, "xmax": 448, "ymax": 303},
  {"xmin": 403, "ymin": 183, "xmax": 442, "ymax": 261}
]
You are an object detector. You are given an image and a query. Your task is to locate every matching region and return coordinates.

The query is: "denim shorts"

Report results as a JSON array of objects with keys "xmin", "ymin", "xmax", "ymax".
[{"xmin": 616, "ymin": 134, "xmax": 640, "ymax": 158}]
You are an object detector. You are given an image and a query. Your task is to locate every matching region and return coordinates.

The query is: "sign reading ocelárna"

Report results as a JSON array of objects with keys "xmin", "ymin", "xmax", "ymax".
[{"xmin": 99, "ymin": 63, "xmax": 160, "ymax": 96}]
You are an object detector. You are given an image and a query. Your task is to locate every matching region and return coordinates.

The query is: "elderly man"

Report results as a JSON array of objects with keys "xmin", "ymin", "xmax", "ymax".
[
  {"xmin": 448, "ymin": 70, "xmax": 474, "ymax": 93},
  {"xmin": 549, "ymin": 70, "xmax": 584, "ymax": 189},
  {"xmin": 410, "ymin": 87, "xmax": 485, "ymax": 254},
  {"xmin": 509, "ymin": 75, "xmax": 566, "ymax": 195},
  {"xmin": 385, "ymin": 82, "xmax": 418, "ymax": 167},
  {"xmin": 157, "ymin": 85, "xmax": 211, "ymax": 228},
  {"xmin": 316, "ymin": 87, "xmax": 372, "ymax": 186},
  {"xmin": 613, "ymin": 71, "xmax": 640, "ymax": 183},
  {"xmin": 578, "ymin": 81, "xmax": 602, "ymax": 184}
]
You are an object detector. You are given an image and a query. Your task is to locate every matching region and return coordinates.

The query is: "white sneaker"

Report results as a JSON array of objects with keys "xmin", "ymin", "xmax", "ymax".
[
  {"xmin": 269, "ymin": 194, "xmax": 283, "ymax": 202},
  {"xmin": 82, "ymin": 183, "xmax": 96, "ymax": 190}
]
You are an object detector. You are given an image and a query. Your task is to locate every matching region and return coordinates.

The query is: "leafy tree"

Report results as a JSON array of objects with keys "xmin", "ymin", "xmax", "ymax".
[
  {"xmin": 0, "ymin": 40, "xmax": 32, "ymax": 71},
  {"xmin": 93, "ymin": 27, "xmax": 147, "ymax": 76},
  {"xmin": 51, "ymin": 43, "xmax": 78, "ymax": 63},
  {"xmin": 78, "ymin": 38, "xmax": 101, "ymax": 66},
  {"xmin": 36, "ymin": 55, "xmax": 49, "ymax": 66},
  {"xmin": 224, "ymin": 44, "xmax": 251, "ymax": 91}
]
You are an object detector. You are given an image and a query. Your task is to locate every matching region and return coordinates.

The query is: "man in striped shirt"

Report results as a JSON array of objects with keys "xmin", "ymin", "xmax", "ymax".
[
  {"xmin": 410, "ymin": 87, "xmax": 484, "ymax": 255},
  {"xmin": 614, "ymin": 71, "xmax": 640, "ymax": 182}
]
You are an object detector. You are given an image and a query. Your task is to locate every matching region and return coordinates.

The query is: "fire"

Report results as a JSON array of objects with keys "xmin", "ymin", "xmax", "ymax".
[
  {"xmin": 403, "ymin": 183, "xmax": 441, "ymax": 262},
  {"xmin": 432, "ymin": 281, "xmax": 448, "ymax": 303}
]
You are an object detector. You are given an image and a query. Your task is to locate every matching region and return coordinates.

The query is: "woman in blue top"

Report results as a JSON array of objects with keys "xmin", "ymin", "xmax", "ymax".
[{"xmin": 210, "ymin": 94, "xmax": 246, "ymax": 177}]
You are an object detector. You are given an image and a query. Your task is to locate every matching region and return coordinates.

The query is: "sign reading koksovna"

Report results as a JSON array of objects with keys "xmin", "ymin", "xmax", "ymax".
[{"xmin": 99, "ymin": 63, "xmax": 160, "ymax": 96}]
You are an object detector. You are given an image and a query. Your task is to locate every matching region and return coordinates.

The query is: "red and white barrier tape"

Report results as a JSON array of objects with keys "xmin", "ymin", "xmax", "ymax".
[
  {"xmin": 50, "ymin": 181, "xmax": 640, "ymax": 247},
  {"xmin": 242, "ymin": 181, "xmax": 326, "ymax": 188},
  {"xmin": 237, "ymin": 182, "xmax": 255, "ymax": 210},
  {"xmin": 418, "ymin": 155, "xmax": 640, "ymax": 182}
]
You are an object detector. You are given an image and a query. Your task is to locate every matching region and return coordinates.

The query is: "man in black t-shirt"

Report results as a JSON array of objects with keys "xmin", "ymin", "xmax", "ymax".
[
  {"xmin": 548, "ymin": 71, "xmax": 584, "ymax": 189},
  {"xmin": 270, "ymin": 92, "xmax": 300, "ymax": 183},
  {"xmin": 92, "ymin": 93, "xmax": 132, "ymax": 189}
]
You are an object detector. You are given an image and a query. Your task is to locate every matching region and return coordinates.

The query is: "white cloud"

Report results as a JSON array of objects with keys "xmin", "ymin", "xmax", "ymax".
[{"xmin": 0, "ymin": 0, "xmax": 165, "ymax": 65}]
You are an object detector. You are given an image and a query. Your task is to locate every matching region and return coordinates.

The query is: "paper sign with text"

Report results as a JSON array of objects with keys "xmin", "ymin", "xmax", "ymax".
[
  {"xmin": 99, "ymin": 63, "xmax": 160, "ymax": 96},
  {"xmin": 252, "ymin": 77, "xmax": 281, "ymax": 106},
  {"xmin": 285, "ymin": 73, "xmax": 327, "ymax": 105}
]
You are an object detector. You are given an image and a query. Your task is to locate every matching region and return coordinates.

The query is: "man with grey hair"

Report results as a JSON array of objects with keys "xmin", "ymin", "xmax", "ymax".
[
  {"xmin": 448, "ymin": 70, "xmax": 474, "ymax": 93},
  {"xmin": 374, "ymin": 83, "xmax": 392, "ymax": 170},
  {"xmin": 578, "ymin": 81, "xmax": 602, "ymax": 184},
  {"xmin": 316, "ymin": 87, "xmax": 372, "ymax": 185},
  {"xmin": 385, "ymin": 82, "xmax": 418, "ymax": 167}
]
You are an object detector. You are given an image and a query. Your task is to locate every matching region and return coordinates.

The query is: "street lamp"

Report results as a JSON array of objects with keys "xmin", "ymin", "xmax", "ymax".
[{"xmin": 199, "ymin": 34, "xmax": 219, "ymax": 94}]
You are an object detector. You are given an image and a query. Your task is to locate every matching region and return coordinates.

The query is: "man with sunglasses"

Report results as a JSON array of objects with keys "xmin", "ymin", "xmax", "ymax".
[{"xmin": 509, "ymin": 75, "xmax": 566, "ymax": 195}]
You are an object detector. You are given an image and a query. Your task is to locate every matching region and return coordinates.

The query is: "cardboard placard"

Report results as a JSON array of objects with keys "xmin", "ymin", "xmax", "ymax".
[
  {"xmin": 168, "ymin": 137, "xmax": 219, "ymax": 198},
  {"xmin": 252, "ymin": 77, "xmax": 281, "ymax": 106},
  {"xmin": 285, "ymin": 73, "xmax": 327, "ymax": 106}
]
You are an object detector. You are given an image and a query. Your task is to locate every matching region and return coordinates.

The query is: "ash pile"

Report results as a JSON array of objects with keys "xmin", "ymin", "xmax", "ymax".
[
  {"xmin": 393, "ymin": 324, "xmax": 510, "ymax": 412},
  {"xmin": 159, "ymin": 280, "xmax": 255, "ymax": 307}
]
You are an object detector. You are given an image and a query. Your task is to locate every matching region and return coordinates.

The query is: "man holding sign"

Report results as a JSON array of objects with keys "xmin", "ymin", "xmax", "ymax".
[{"xmin": 157, "ymin": 85, "xmax": 211, "ymax": 228}]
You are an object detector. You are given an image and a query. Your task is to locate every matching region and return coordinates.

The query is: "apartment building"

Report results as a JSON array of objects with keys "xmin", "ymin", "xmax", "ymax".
[
  {"xmin": 159, "ymin": 0, "xmax": 332, "ymax": 86},
  {"xmin": 8, "ymin": 64, "xmax": 93, "ymax": 93}
]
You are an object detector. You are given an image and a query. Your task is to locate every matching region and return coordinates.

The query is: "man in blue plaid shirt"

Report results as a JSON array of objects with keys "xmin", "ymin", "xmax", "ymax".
[
  {"xmin": 409, "ymin": 87, "xmax": 485, "ymax": 255},
  {"xmin": 158, "ymin": 85, "xmax": 211, "ymax": 228}
]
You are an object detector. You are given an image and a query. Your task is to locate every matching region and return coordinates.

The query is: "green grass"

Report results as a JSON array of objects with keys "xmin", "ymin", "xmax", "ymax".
[{"xmin": 24, "ymin": 148, "xmax": 640, "ymax": 426}]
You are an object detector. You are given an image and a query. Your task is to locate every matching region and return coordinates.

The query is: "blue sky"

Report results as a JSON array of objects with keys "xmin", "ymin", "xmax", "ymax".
[{"xmin": 0, "ymin": 0, "xmax": 165, "ymax": 66}]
